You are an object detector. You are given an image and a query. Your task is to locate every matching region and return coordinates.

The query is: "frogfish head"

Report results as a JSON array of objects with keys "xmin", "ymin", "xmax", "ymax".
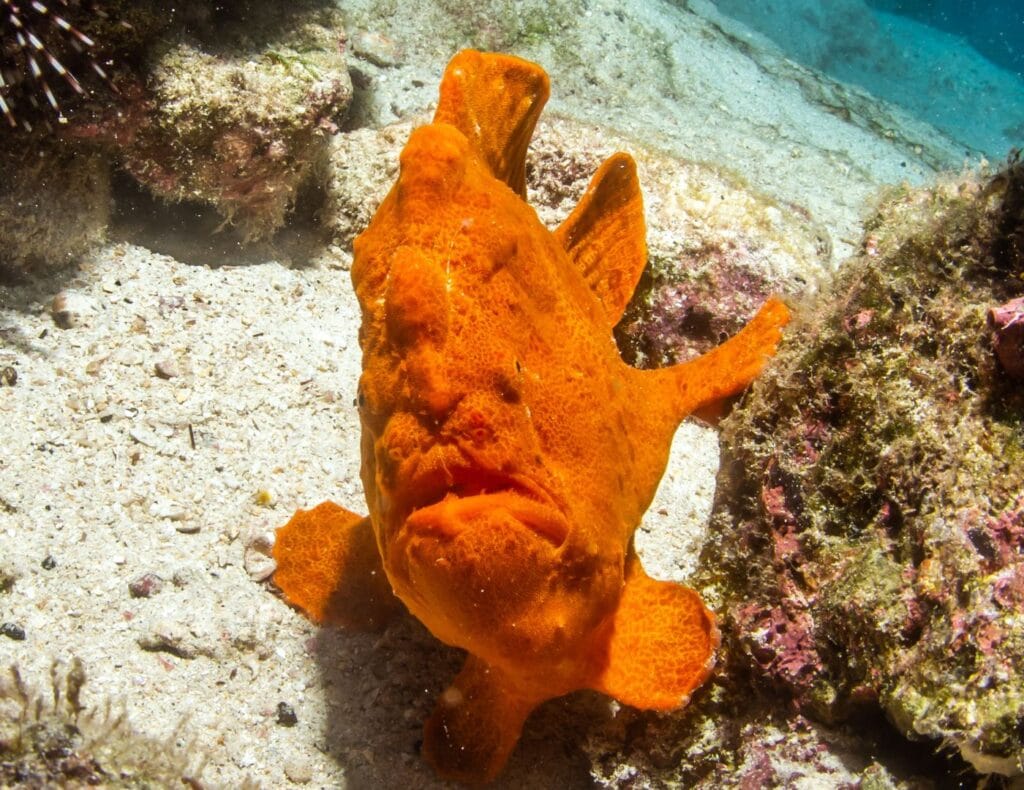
[
  {"xmin": 390, "ymin": 482, "xmax": 619, "ymax": 672},
  {"xmin": 359, "ymin": 376, "xmax": 622, "ymax": 672}
]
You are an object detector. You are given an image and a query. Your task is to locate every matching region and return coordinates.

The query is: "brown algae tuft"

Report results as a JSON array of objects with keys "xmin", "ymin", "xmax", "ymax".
[{"xmin": 0, "ymin": 658, "xmax": 210, "ymax": 787}]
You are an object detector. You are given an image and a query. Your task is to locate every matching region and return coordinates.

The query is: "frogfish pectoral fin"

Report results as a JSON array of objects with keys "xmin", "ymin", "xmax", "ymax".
[
  {"xmin": 590, "ymin": 553, "xmax": 719, "ymax": 711},
  {"xmin": 272, "ymin": 501, "xmax": 400, "ymax": 630},
  {"xmin": 666, "ymin": 295, "xmax": 791, "ymax": 420},
  {"xmin": 423, "ymin": 655, "xmax": 541, "ymax": 784}
]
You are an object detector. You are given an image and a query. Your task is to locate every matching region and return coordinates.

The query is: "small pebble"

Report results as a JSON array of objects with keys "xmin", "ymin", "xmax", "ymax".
[
  {"xmin": 128, "ymin": 573, "xmax": 165, "ymax": 598},
  {"xmin": 129, "ymin": 426, "xmax": 161, "ymax": 448},
  {"xmin": 1, "ymin": 622, "xmax": 26, "ymax": 640},
  {"xmin": 244, "ymin": 533, "xmax": 277, "ymax": 581},
  {"xmin": 283, "ymin": 755, "xmax": 314, "ymax": 783},
  {"xmin": 276, "ymin": 701, "xmax": 298, "ymax": 727},
  {"xmin": 351, "ymin": 30, "xmax": 403, "ymax": 67},
  {"xmin": 50, "ymin": 291, "xmax": 96, "ymax": 329},
  {"xmin": 149, "ymin": 499, "xmax": 187, "ymax": 521},
  {"xmin": 137, "ymin": 619, "xmax": 195, "ymax": 658},
  {"xmin": 85, "ymin": 356, "xmax": 108, "ymax": 375},
  {"xmin": 0, "ymin": 366, "xmax": 16, "ymax": 386},
  {"xmin": 154, "ymin": 358, "xmax": 180, "ymax": 379},
  {"xmin": 41, "ymin": 555, "xmax": 57, "ymax": 570}
]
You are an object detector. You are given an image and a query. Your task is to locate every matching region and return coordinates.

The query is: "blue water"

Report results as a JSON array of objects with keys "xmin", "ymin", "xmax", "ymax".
[
  {"xmin": 868, "ymin": 0, "xmax": 1024, "ymax": 75},
  {"xmin": 711, "ymin": 0, "xmax": 1024, "ymax": 160}
]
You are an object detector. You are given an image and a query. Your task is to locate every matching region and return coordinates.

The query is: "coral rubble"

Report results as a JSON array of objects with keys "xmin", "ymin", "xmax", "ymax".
[{"xmin": 703, "ymin": 155, "xmax": 1024, "ymax": 777}]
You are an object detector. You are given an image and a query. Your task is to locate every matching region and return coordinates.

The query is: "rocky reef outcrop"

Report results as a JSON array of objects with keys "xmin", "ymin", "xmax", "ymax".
[
  {"xmin": 702, "ymin": 155, "xmax": 1024, "ymax": 777},
  {"xmin": 0, "ymin": 0, "xmax": 350, "ymax": 273}
]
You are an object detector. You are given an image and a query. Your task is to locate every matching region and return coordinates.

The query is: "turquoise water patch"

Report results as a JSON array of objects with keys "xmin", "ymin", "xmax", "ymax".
[{"xmin": 710, "ymin": 0, "xmax": 1024, "ymax": 159}]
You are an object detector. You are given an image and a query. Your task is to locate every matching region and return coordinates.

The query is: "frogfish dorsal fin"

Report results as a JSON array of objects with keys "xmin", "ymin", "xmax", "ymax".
[
  {"xmin": 554, "ymin": 153, "xmax": 648, "ymax": 325},
  {"xmin": 432, "ymin": 49, "xmax": 550, "ymax": 198}
]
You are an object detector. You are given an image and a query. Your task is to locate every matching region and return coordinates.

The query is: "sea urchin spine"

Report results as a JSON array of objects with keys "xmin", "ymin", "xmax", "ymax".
[{"xmin": 0, "ymin": 0, "xmax": 109, "ymax": 129}]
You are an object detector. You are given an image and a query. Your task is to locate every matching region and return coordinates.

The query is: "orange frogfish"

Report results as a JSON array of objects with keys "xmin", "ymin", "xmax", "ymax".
[{"xmin": 273, "ymin": 49, "xmax": 790, "ymax": 783}]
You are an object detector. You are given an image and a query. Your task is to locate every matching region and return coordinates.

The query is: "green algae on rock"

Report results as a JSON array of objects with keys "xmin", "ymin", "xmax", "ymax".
[{"xmin": 702, "ymin": 156, "xmax": 1024, "ymax": 776}]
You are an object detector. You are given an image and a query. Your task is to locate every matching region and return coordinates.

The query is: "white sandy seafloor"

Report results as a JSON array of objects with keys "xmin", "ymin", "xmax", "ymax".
[{"xmin": 1, "ymin": 0, "xmax": 1019, "ymax": 787}]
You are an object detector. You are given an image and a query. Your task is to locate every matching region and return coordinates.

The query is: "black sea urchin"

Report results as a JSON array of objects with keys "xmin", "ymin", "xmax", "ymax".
[{"xmin": 0, "ymin": 0, "xmax": 110, "ymax": 129}]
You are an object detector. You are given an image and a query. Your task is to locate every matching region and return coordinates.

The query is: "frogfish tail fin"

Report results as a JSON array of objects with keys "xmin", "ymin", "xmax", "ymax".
[
  {"xmin": 433, "ymin": 49, "xmax": 550, "ymax": 198},
  {"xmin": 423, "ymin": 656, "xmax": 541, "ymax": 784}
]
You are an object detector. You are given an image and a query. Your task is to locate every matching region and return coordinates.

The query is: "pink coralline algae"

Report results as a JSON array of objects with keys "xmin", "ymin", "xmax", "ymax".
[
  {"xmin": 990, "ymin": 296, "xmax": 1024, "ymax": 379},
  {"xmin": 733, "ymin": 597, "xmax": 821, "ymax": 699},
  {"xmin": 962, "ymin": 497, "xmax": 1024, "ymax": 574},
  {"xmin": 617, "ymin": 251, "xmax": 780, "ymax": 368}
]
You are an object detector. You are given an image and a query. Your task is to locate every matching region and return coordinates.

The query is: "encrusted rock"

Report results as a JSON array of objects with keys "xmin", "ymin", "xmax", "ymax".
[
  {"xmin": 111, "ymin": 2, "xmax": 352, "ymax": 241},
  {"xmin": 351, "ymin": 30, "xmax": 403, "ymax": 67},
  {"xmin": 0, "ymin": 0, "xmax": 353, "ymax": 273},
  {"xmin": 703, "ymin": 158, "xmax": 1024, "ymax": 777}
]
